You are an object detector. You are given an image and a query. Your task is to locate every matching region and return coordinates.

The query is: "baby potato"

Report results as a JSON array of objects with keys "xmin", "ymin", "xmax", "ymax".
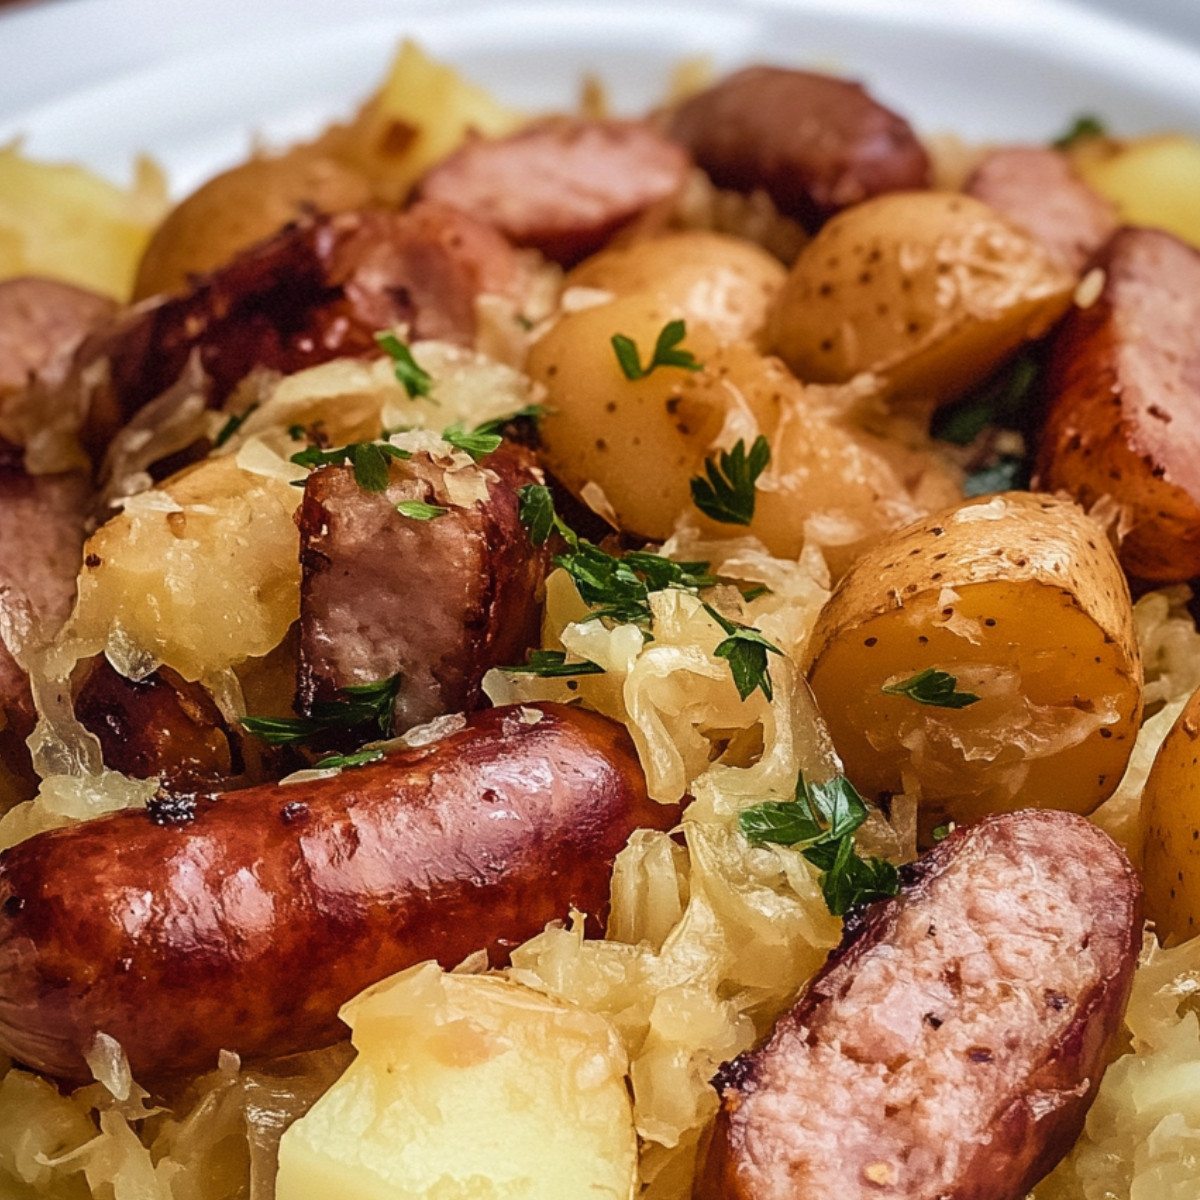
[
  {"xmin": 533, "ymin": 297, "xmax": 961, "ymax": 570},
  {"xmin": 1142, "ymin": 686, "xmax": 1200, "ymax": 944},
  {"xmin": 567, "ymin": 230, "xmax": 787, "ymax": 346},
  {"xmin": 805, "ymin": 492, "xmax": 1141, "ymax": 841},
  {"xmin": 768, "ymin": 191, "xmax": 1074, "ymax": 407},
  {"xmin": 133, "ymin": 148, "xmax": 373, "ymax": 299},
  {"xmin": 1072, "ymin": 133, "xmax": 1200, "ymax": 251}
]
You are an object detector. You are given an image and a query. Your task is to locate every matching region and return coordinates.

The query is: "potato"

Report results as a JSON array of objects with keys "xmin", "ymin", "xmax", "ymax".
[
  {"xmin": 276, "ymin": 963, "xmax": 636, "ymax": 1200},
  {"xmin": 1141, "ymin": 686, "xmax": 1200, "ymax": 944},
  {"xmin": 1072, "ymin": 133, "xmax": 1200, "ymax": 250},
  {"xmin": 132, "ymin": 148, "xmax": 372, "ymax": 300},
  {"xmin": 67, "ymin": 453, "xmax": 303, "ymax": 683},
  {"xmin": 531, "ymin": 297, "xmax": 960, "ymax": 574},
  {"xmin": 566, "ymin": 230, "xmax": 787, "ymax": 345},
  {"xmin": 0, "ymin": 145, "xmax": 168, "ymax": 300},
  {"xmin": 768, "ymin": 191, "xmax": 1074, "ymax": 407},
  {"xmin": 804, "ymin": 491, "xmax": 1142, "ymax": 841}
]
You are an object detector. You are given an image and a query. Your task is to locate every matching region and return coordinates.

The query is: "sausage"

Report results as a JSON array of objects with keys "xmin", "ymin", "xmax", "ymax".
[
  {"xmin": 0, "ymin": 275, "xmax": 115, "ymax": 405},
  {"xmin": 665, "ymin": 66, "xmax": 930, "ymax": 230},
  {"xmin": 415, "ymin": 117, "xmax": 691, "ymax": 266},
  {"xmin": 0, "ymin": 447, "xmax": 90, "ymax": 738},
  {"xmin": 1032, "ymin": 226, "xmax": 1200, "ymax": 581},
  {"xmin": 963, "ymin": 146, "xmax": 1117, "ymax": 274},
  {"xmin": 72, "ymin": 657, "xmax": 240, "ymax": 790},
  {"xmin": 296, "ymin": 441, "xmax": 549, "ymax": 734},
  {"xmin": 77, "ymin": 202, "xmax": 531, "ymax": 458},
  {"xmin": 0, "ymin": 702, "xmax": 675, "ymax": 1084},
  {"xmin": 696, "ymin": 810, "xmax": 1142, "ymax": 1200}
]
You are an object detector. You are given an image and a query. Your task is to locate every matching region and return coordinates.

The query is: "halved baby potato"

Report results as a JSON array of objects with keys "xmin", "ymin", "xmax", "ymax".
[
  {"xmin": 804, "ymin": 491, "xmax": 1141, "ymax": 841},
  {"xmin": 768, "ymin": 191, "xmax": 1074, "ymax": 407}
]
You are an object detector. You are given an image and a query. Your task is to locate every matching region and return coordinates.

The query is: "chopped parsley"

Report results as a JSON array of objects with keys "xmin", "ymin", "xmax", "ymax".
[
  {"xmin": 441, "ymin": 423, "xmax": 503, "ymax": 462},
  {"xmin": 704, "ymin": 603, "xmax": 781, "ymax": 702},
  {"xmin": 471, "ymin": 404, "xmax": 544, "ymax": 437},
  {"xmin": 882, "ymin": 668, "xmax": 980, "ymax": 709},
  {"xmin": 214, "ymin": 403, "xmax": 259, "ymax": 448},
  {"xmin": 241, "ymin": 674, "xmax": 401, "ymax": 746},
  {"xmin": 375, "ymin": 331, "xmax": 433, "ymax": 399},
  {"xmin": 514, "ymin": 484, "xmax": 780, "ymax": 698},
  {"xmin": 690, "ymin": 435, "xmax": 770, "ymax": 526},
  {"xmin": 1051, "ymin": 113, "xmax": 1107, "ymax": 150},
  {"xmin": 611, "ymin": 319, "xmax": 702, "ymax": 380},
  {"xmin": 740, "ymin": 774, "xmax": 901, "ymax": 916},
  {"xmin": 500, "ymin": 650, "xmax": 606, "ymax": 677},
  {"xmin": 395, "ymin": 500, "xmax": 449, "ymax": 521},
  {"xmin": 931, "ymin": 351, "xmax": 1039, "ymax": 447},
  {"xmin": 312, "ymin": 747, "xmax": 386, "ymax": 771},
  {"xmin": 290, "ymin": 440, "xmax": 411, "ymax": 493}
]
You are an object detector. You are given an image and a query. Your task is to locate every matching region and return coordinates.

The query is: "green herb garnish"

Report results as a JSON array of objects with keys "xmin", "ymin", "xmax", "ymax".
[
  {"xmin": 290, "ymin": 441, "xmax": 411, "ymax": 492},
  {"xmin": 882, "ymin": 668, "xmax": 980, "ymax": 709},
  {"xmin": 242, "ymin": 674, "xmax": 402, "ymax": 746},
  {"xmin": 963, "ymin": 455, "xmax": 1030, "ymax": 498},
  {"xmin": 214, "ymin": 404, "xmax": 259, "ymax": 448},
  {"xmin": 611, "ymin": 319, "xmax": 702, "ymax": 381},
  {"xmin": 501, "ymin": 650, "xmax": 606, "ymax": 677},
  {"xmin": 375, "ymin": 331, "xmax": 434, "ymax": 399},
  {"xmin": 690, "ymin": 435, "xmax": 770, "ymax": 526},
  {"xmin": 395, "ymin": 500, "xmax": 449, "ymax": 521},
  {"xmin": 740, "ymin": 774, "xmax": 901, "ymax": 916},
  {"xmin": 931, "ymin": 352, "xmax": 1039, "ymax": 447},
  {"xmin": 704, "ymin": 603, "xmax": 782, "ymax": 702},
  {"xmin": 1051, "ymin": 113, "xmax": 1107, "ymax": 150},
  {"xmin": 471, "ymin": 404, "xmax": 544, "ymax": 437},
  {"xmin": 312, "ymin": 747, "xmax": 386, "ymax": 770},
  {"xmin": 441, "ymin": 424, "xmax": 504, "ymax": 462}
]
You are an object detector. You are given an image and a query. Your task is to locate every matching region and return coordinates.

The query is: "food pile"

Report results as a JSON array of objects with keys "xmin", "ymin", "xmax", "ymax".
[{"xmin": 3, "ymin": 36, "xmax": 1200, "ymax": 1200}]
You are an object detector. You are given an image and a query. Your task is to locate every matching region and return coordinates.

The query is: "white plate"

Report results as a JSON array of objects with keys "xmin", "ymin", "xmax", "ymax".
[{"xmin": 2, "ymin": 0, "xmax": 1200, "ymax": 197}]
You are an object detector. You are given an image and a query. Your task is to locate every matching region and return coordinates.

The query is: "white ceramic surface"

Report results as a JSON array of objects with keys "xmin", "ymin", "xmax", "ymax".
[{"xmin": 2, "ymin": 0, "xmax": 1200, "ymax": 197}]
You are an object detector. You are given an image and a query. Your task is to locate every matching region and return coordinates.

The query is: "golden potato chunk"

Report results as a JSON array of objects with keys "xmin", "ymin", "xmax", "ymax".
[
  {"xmin": 276, "ymin": 964, "xmax": 636, "ymax": 1200},
  {"xmin": 768, "ymin": 191, "xmax": 1074, "ymax": 407},
  {"xmin": 804, "ymin": 492, "xmax": 1141, "ymax": 840},
  {"xmin": 1142, "ymin": 687, "xmax": 1200, "ymax": 944}
]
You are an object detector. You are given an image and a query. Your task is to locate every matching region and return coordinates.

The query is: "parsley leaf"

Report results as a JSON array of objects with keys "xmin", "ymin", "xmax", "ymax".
[
  {"xmin": 515, "ymin": 485, "xmax": 778, "ymax": 697},
  {"xmin": 214, "ymin": 403, "xmax": 259, "ymax": 448},
  {"xmin": 313, "ymin": 747, "xmax": 386, "ymax": 770},
  {"xmin": 395, "ymin": 500, "xmax": 449, "ymax": 521},
  {"xmin": 882, "ymin": 668, "xmax": 980, "ymax": 709},
  {"xmin": 501, "ymin": 650, "xmax": 605, "ymax": 677},
  {"xmin": 705, "ymin": 603, "xmax": 782, "ymax": 701},
  {"xmin": 740, "ymin": 774, "xmax": 901, "ymax": 916},
  {"xmin": 690, "ymin": 435, "xmax": 770, "ymax": 525},
  {"xmin": 611, "ymin": 319, "xmax": 702, "ymax": 380},
  {"xmin": 442, "ymin": 424, "xmax": 503, "ymax": 462},
  {"xmin": 242, "ymin": 674, "xmax": 402, "ymax": 746},
  {"xmin": 931, "ymin": 351, "xmax": 1039, "ymax": 447},
  {"xmin": 1051, "ymin": 113, "xmax": 1107, "ymax": 150},
  {"xmin": 375, "ymin": 331, "xmax": 433, "ymax": 399},
  {"xmin": 290, "ymin": 441, "xmax": 411, "ymax": 493}
]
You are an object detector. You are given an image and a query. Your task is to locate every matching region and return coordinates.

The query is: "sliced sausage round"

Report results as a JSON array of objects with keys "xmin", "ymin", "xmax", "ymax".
[
  {"xmin": 665, "ymin": 66, "xmax": 930, "ymax": 230},
  {"xmin": 697, "ymin": 809, "xmax": 1142, "ymax": 1200}
]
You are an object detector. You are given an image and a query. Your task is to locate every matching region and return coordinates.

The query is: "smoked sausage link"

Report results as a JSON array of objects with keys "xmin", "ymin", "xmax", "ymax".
[
  {"xmin": 0, "ymin": 703, "xmax": 674, "ymax": 1084},
  {"xmin": 696, "ymin": 810, "xmax": 1142, "ymax": 1200}
]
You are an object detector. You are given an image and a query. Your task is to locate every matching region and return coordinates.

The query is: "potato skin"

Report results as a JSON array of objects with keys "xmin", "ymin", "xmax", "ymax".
[
  {"xmin": 804, "ymin": 492, "xmax": 1141, "ymax": 839},
  {"xmin": 1033, "ymin": 226, "xmax": 1200, "ymax": 582},
  {"xmin": 769, "ymin": 191, "xmax": 1074, "ymax": 406},
  {"xmin": 132, "ymin": 149, "xmax": 373, "ymax": 300},
  {"xmin": 1141, "ymin": 686, "xmax": 1200, "ymax": 944}
]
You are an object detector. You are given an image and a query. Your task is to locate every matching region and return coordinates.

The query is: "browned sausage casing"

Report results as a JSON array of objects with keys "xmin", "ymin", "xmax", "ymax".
[
  {"xmin": 1033, "ymin": 226, "xmax": 1200, "ymax": 582},
  {"xmin": 697, "ymin": 810, "xmax": 1141, "ymax": 1200},
  {"xmin": 666, "ymin": 66, "xmax": 930, "ymax": 230},
  {"xmin": 0, "ymin": 703, "xmax": 674, "ymax": 1084}
]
